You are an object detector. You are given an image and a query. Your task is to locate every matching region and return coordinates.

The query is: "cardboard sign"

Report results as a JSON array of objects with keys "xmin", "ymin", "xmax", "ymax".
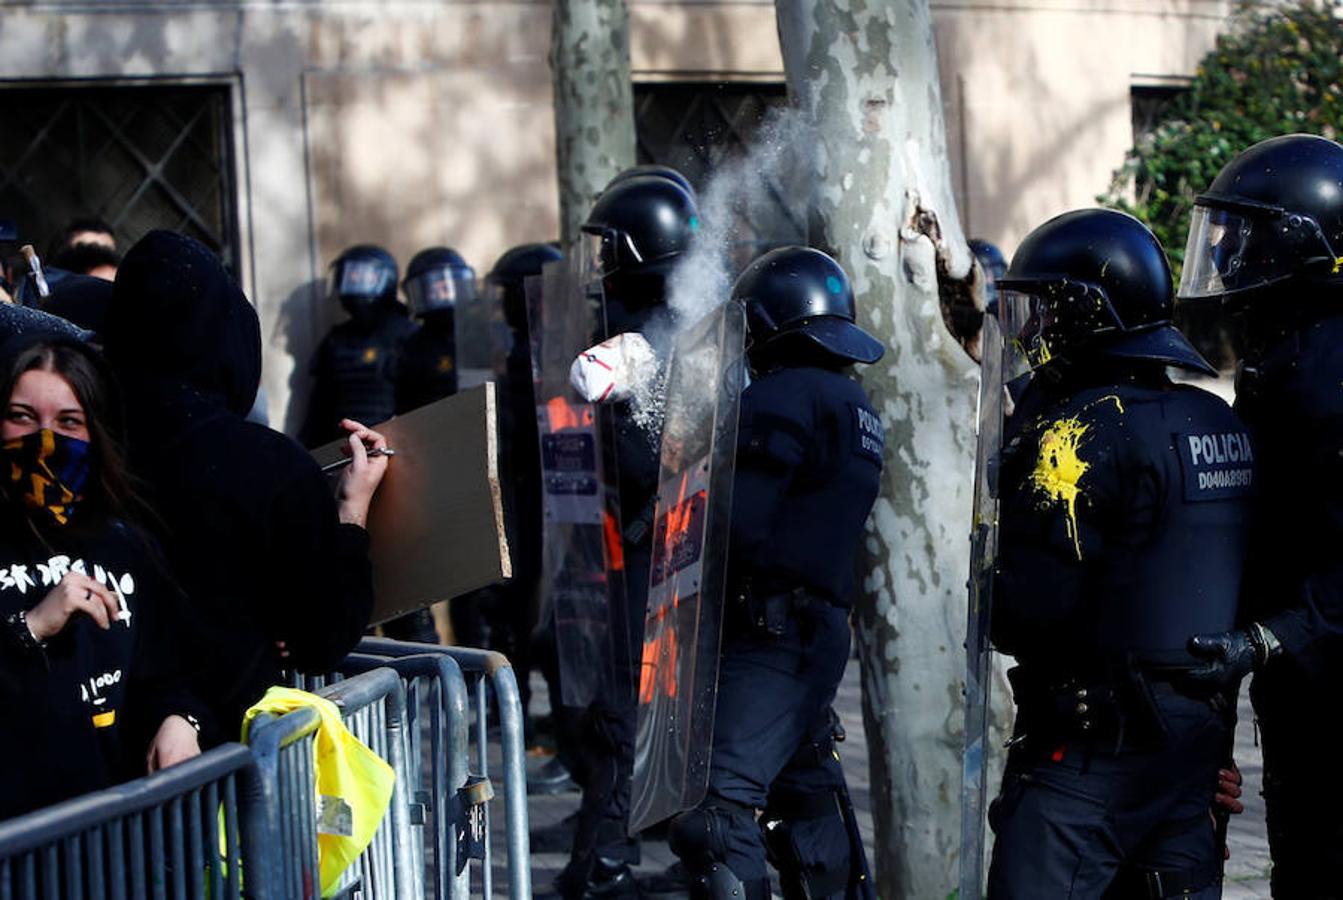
[{"xmin": 312, "ymin": 384, "xmax": 511, "ymax": 625}]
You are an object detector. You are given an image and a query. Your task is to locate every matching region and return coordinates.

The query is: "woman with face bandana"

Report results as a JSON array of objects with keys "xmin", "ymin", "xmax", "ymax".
[{"xmin": 0, "ymin": 335, "xmax": 211, "ymax": 820}]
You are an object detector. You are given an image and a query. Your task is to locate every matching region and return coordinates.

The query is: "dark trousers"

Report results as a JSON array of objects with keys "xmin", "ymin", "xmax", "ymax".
[
  {"xmin": 559, "ymin": 544, "xmax": 649, "ymax": 890},
  {"xmin": 689, "ymin": 601, "xmax": 855, "ymax": 889},
  {"xmin": 1252, "ymin": 669, "xmax": 1343, "ymax": 900},
  {"xmin": 987, "ymin": 686, "xmax": 1229, "ymax": 899}
]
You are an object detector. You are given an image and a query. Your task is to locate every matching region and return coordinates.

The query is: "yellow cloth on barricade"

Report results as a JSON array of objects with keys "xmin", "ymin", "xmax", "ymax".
[{"xmin": 242, "ymin": 686, "xmax": 397, "ymax": 897}]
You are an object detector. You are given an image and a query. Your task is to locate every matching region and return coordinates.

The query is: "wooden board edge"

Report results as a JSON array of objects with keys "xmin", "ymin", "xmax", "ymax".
[{"xmin": 485, "ymin": 382, "xmax": 513, "ymax": 580}]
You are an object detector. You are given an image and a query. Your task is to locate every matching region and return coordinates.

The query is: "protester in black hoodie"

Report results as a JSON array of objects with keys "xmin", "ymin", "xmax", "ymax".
[
  {"xmin": 103, "ymin": 231, "xmax": 388, "ymax": 740},
  {"xmin": 0, "ymin": 335, "xmax": 209, "ymax": 819}
]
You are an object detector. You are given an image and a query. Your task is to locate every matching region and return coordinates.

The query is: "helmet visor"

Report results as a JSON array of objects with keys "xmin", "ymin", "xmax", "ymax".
[
  {"xmin": 999, "ymin": 280, "xmax": 1122, "ymax": 372},
  {"xmin": 405, "ymin": 266, "xmax": 476, "ymax": 316},
  {"xmin": 1178, "ymin": 204, "xmax": 1255, "ymax": 300},
  {"xmin": 581, "ymin": 227, "xmax": 654, "ymax": 278},
  {"xmin": 580, "ymin": 231, "xmax": 608, "ymax": 282},
  {"xmin": 333, "ymin": 258, "xmax": 395, "ymax": 300}
]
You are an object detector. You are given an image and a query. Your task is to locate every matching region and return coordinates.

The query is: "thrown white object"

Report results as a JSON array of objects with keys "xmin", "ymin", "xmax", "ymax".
[{"xmin": 570, "ymin": 332, "xmax": 658, "ymax": 403}]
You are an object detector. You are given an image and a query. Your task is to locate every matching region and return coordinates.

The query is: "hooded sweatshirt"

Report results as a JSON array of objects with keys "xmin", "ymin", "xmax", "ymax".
[
  {"xmin": 0, "ymin": 514, "xmax": 207, "ymax": 818},
  {"xmin": 103, "ymin": 231, "xmax": 374, "ymax": 740}
]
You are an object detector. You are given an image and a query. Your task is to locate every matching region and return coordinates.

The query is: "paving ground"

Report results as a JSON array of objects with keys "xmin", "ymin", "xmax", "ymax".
[{"xmin": 482, "ymin": 659, "xmax": 1273, "ymax": 898}]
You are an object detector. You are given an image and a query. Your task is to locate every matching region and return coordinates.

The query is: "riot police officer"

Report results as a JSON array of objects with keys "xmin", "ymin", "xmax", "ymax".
[
  {"xmin": 986, "ymin": 209, "xmax": 1251, "ymax": 898},
  {"xmin": 1177, "ymin": 133, "xmax": 1343, "ymax": 897},
  {"xmin": 487, "ymin": 242, "xmax": 560, "ymax": 741},
  {"xmin": 396, "ymin": 246, "xmax": 474, "ymax": 414},
  {"xmin": 667, "ymin": 247, "xmax": 881, "ymax": 900},
  {"xmin": 554, "ymin": 174, "xmax": 700, "ymax": 900},
  {"xmin": 352, "ymin": 245, "xmax": 480, "ymax": 646},
  {"xmin": 301, "ymin": 245, "xmax": 416, "ymax": 447}
]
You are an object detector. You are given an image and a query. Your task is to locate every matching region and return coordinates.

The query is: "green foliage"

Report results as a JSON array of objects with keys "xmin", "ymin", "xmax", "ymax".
[{"xmin": 1100, "ymin": 0, "xmax": 1343, "ymax": 277}]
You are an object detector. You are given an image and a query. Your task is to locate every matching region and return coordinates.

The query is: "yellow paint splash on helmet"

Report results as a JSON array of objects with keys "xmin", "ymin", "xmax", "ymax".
[
  {"xmin": 1030, "ymin": 417, "xmax": 1090, "ymax": 560},
  {"xmin": 1022, "ymin": 337, "xmax": 1052, "ymax": 369}
]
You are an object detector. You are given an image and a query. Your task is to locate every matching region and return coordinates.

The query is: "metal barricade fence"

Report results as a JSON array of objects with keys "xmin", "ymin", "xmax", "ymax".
[
  {"xmin": 245, "ymin": 705, "xmax": 322, "ymax": 900},
  {"xmin": 0, "ymin": 742, "xmax": 269, "ymax": 900},
  {"xmin": 357, "ymin": 638, "xmax": 531, "ymax": 900},
  {"xmin": 337, "ymin": 652, "xmax": 475, "ymax": 900},
  {"xmin": 0, "ymin": 646, "xmax": 525, "ymax": 900},
  {"xmin": 315, "ymin": 667, "xmax": 422, "ymax": 900}
]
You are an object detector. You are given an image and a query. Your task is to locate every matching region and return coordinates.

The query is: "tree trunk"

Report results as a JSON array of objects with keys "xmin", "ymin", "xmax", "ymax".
[
  {"xmin": 550, "ymin": 0, "xmax": 638, "ymax": 246},
  {"xmin": 775, "ymin": 1, "xmax": 1010, "ymax": 895}
]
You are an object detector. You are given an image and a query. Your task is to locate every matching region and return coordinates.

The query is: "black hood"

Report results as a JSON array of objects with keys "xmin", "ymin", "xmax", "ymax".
[
  {"xmin": 43, "ymin": 273, "xmax": 112, "ymax": 337},
  {"xmin": 0, "ymin": 299, "xmax": 92, "ymax": 344},
  {"xmin": 105, "ymin": 231, "xmax": 260, "ymax": 417}
]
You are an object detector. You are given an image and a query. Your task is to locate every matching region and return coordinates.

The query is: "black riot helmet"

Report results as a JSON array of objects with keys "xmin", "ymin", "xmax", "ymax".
[
  {"xmin": 969, "ymin": 239, "xmax": 1007, "ymax": 281},
  {"xmin": 330, "ymin": 244, "xmax": 398, "ymax": 318},
  {"xmin": 605, "ymin": 164, "xmax": 696, "ymax": 199},
  {"xmin": 1179, "ymin": 133, "xmax": 1343, "ymax": 304},
  {"xmin": 403, "ymin": 246, "xmax": 475, "ymax": 318},
  {"xmin": 488, "ymin": 242, "xmax": 562, "ymax": 331},
  {"xmin": 581, "ymin": 175, "xmax": 700, "ymax": 305},
  {"xmin": 969, "ymin": 238, "xmax": 1008, "ymax": 315},
  {"xmin": 731, "ymin": 246, "xmax": 885, "ymax": 369},
  {"xmin": 999, "ymin": 208, "xmax": 1216, "ymax": 376}
]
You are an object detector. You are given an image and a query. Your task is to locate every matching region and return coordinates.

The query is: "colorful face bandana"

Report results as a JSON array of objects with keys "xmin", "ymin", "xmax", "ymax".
[{"xmin": 1, "ymin": 429, "xmax": 91, "ymax": 526}]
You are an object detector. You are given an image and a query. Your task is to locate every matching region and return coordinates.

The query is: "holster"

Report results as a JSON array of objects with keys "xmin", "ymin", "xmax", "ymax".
[
  {"xmin": 1006, "ymin": 660, "xmax": 1169, "ymax": 754},
  {"xmin": 732, "ymin": 576, "xmax": 808, "ymax": 639}
]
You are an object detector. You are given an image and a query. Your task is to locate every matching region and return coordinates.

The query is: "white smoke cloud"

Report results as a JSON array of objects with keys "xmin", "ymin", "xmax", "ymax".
[{"xmin": 626, "ymin": 106, "xmax": 816, "ymax": 436}]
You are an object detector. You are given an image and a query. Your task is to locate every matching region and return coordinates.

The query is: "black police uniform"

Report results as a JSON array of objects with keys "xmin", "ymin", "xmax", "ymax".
[
  {"xmin": 302, "ymin": 308, "xmax": 416, "ymax": 447},
  {"xmin": 346, "ymin": 311, "xmax": 457, "ymax": 648},
  {"xmin": 304, "ymin": 300, "xmax": 428, "ymax": 642},
  {"xmin": 1171, "ymin": 133, "xmax": 1343, "ymax": 896},
  {"xmin": 987, "ymin": 370, "xmax": 1252, "ymax": 898},
  {"xmin": 395, "ymin": 314, "xmax": 458, "ymax": 415},
  {"xmin": 486, "ymin": 243, "xmax": 557, "ymax": 745},
  {"xmin": 557, "ymin": 174, "xmax": 700, "ymax": 900},
  {"xmin": 669, "ymin": 364, "xmax": 881, "ymax": 900},
  {"xmin": 394, "ymin": 315, "xmax": 497, "ymax": 649},
  {"xmin": 557, "ymin": 298, "xmax": 669, "ymax": 897},
  {"xmin": 1233, "ymin": 310, "xmax": 1343, "ymax": 895}
]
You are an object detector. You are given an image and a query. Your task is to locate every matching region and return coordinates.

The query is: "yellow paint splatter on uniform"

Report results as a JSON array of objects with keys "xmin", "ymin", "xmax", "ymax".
[
  {"xmin": 1089, "ymin": 394, "xmax": 1124, "ymax": 415},
  {"xmin": 1030, "ymin": 417, "xmax": 1090, "ymax": 560}
]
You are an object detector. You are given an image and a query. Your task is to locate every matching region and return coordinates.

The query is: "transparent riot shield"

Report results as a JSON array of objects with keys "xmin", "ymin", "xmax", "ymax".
[
  {"xmin": 529, "ymin": 258, "xmax": 625, "ymax": 708},
  {"xmin": 455, "ymin": 278, "xmax": 507, "ymax": 390},
  {"xmin": 958, "ymin": 314, "xmax": 1012, "ymax": 897},
  {"xmin": 629, "ymin": 302, "xmax": 746, "ymax": 835}
]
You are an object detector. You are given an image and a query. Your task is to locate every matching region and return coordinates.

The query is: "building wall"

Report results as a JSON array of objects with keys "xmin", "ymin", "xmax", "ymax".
[
  {"xmin": 0, "ymin": 0, "xmax": 1244, "ymax": 430},
  {"xmin": 0, "ymin": 1, "xmax": 557, "ymax": 432},
  {"xmin": 931, "ymin": 0, "xmax": 1234, "ymax": 248},
  {"xmin": 629, "ymin": 0, "xmax": 1237, "ymax": 248}
]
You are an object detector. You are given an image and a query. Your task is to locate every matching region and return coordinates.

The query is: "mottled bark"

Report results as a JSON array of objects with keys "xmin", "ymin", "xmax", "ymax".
[
  {"xmin": 549, "ymin": 0, "xmax": 637, "ymax": 246},
  {"xmin": 775, "ymin": 0, "xmax": 1010, "ymax": 895}
]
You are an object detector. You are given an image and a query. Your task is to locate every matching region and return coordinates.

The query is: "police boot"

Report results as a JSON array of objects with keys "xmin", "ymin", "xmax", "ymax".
[
  {"xmin": 556, "ymin": 854, "xmax": 641, "ymax": 900},
  {"xmin": 584, "ymin": 857, "xmax": 641, "ymax": 900}
]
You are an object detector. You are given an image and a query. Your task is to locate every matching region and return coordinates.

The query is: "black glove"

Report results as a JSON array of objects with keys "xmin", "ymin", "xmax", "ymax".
[{"xmin": 1186, "ymin": 623, "xmax": 1281, "ymax": 689}]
